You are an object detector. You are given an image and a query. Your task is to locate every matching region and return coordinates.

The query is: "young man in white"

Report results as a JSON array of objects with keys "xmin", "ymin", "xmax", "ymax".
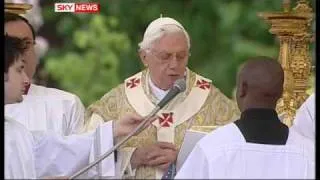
[
  {"xmin": 4, "ymin": 35, "xmax": 149, "ymax": 179},
  {"xmin": 175, "ymin": 57, "xmax": 314, "ymax": 179},
  {"xmin": 5, "ymin": 12, "xmax": 85, "ymax": 136}
]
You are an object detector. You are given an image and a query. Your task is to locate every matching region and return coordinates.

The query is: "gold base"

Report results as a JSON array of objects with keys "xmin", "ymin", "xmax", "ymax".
[{"xmin": 5, "ymin": 3, "xmax": 33, "ymax": 14}]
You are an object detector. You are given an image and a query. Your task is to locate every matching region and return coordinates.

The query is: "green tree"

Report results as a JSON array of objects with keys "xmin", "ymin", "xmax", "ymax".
[{"xmin": 45, "ymin": 15, "xmax": 131, "ymax": 106}]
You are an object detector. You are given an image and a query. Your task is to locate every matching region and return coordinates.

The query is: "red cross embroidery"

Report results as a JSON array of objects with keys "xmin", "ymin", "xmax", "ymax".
[
  {"xmin": 158, "ymin": 112, "xmax": 174, "ymax": 127},
  {"xmin": 196, "ymin": 79, "xmax": 210, "ymax": 90},
  {"xmin": 126, "ymin": 78, "xmax": 140, "ymax": 89}
]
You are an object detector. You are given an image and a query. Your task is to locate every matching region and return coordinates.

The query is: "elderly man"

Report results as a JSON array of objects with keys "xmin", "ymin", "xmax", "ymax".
[
  {"xmin": 85, "ymin": 17, "xmax": 240, "ymax": 179},
  {"xmin": 5, "ymin": 34, "xmax": 147, "ymax": 179},
  {"xmin": 175, "ymin": 57, "xmax": 314, "ymax": 179},
  {"xmin": 291, "ymin": 93, "xmax": 315, "ymax": 141},
  {"xmin": 4, "ymin": 12, "xmax": 85, "ymax": 136}
]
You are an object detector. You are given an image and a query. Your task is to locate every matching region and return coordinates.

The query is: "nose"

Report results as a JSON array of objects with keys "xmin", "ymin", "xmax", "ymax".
[
  {"xmin": 168, "ymin": 56, "xmax": 179, "ymax": 69},
  {"xmin": 22, "ymin": 71, "xmax": 30, "ymax": 85}
]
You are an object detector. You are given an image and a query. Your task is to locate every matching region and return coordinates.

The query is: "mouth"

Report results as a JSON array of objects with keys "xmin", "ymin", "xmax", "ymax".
[{"xmin": 168, "ymin": 74, "xmax": 180, "ymax": 78}]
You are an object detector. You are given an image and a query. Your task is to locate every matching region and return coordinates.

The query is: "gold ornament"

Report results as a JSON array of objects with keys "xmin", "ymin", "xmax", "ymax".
[
  {"xmin": 5, "ymin": 2, "xmax": 33, "ymax": 15},
  {"xmin": 259, "ymin": 0, "xmax": 314, "ymax": 127}
]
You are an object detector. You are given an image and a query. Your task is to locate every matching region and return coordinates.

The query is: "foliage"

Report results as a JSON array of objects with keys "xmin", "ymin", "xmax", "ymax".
[{"xmin": 44, "ymin": 14, "xmax": 131, "ymax": 105}]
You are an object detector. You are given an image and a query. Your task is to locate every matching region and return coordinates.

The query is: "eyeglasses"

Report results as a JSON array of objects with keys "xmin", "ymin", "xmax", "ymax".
[
  {"xmin": 25, "ymin": 40, "xmax": 36, "ymax": 47},
  {"xmin": 147, "ymin": 49, "xmax": 190, "ymax": 63}
]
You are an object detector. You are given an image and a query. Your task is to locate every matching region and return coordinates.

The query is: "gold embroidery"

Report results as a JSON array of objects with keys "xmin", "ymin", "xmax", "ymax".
[{"xmin": 84, "ymin": 69, "xmax": 240, "ymax": 179}]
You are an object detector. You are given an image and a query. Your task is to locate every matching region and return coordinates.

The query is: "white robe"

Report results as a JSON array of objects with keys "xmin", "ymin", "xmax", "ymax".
[
  {"xmin": 292, "ymin": 93, "xmax": 315, "ymax": 141},
  {"xmin": 5, "ymin": 116, "xmax": 115, "ymax": 179},
  {"xmin": 175, "ymin": 123, "xmax": 315, "ymax": 179},
  {"xmin": 5, "ymin": 84, "xmax": 85, "ymax": 135}
]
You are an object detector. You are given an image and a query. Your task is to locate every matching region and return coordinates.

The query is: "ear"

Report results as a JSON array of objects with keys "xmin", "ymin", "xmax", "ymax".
[
  {"xmin": 239, "ymin": 81, "xmax": 248, "ymax": 98},
  {"xmin": 138, "ymin": 50, "xmax": 148, "ymax": 67}
]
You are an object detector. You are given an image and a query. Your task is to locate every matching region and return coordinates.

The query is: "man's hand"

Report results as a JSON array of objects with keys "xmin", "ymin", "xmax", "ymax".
[
  {"xmin": 114, "ymin": 113, "xmax": 152, "ymax": 138},
  {"xmin": 130, "ymin": 142, "xmax": 178, "ymax": 171}
]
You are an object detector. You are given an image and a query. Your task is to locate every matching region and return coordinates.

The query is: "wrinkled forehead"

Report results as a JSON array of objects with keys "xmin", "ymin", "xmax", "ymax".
[
  {"xmin": 153, "ymin": 31, "xmax": 189, "ymax": 52},
  {"xmin": 5, "ymin": 20, "xmax": 33, "ymax": 41}
]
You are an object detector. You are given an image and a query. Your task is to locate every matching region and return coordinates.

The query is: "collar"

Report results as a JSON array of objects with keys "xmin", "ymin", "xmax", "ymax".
[
  {"xmin": 148, "ymin": 70, "xmax": 187, "ymax": 101},
  {"xmin": 235, "ymin": 108, "xmax": 289, "ymax": 145},
  {"xmin": 148, "ymin": 77, "xmax": 170, "ymax": 101},
  {"xmin": 240, "ymin": 108, "xmax": 280, "ymax": 123}
]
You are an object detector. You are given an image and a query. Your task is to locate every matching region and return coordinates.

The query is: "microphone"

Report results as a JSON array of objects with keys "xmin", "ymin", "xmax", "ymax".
[
  {"xmin": 157, "ymin": 78, "xmax": 187, "ymax": 109},
  {"xmin": 70, "ymin": 79, "xmax": 186, "ymax": 179}
]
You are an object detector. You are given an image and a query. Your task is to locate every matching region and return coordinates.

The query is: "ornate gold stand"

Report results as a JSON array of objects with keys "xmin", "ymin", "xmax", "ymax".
[
  {"xmin": 259, "ymin": 0, "xmax": 314, "ymax": 127},
  {"xmin": 5, "ymin": 2, "xmax": 32, "ymax": 14}
]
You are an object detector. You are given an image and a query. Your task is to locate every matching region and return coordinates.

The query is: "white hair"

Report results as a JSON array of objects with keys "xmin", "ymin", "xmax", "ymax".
[{"xmin": 138, "ymin": 17, "xmax": 190, "ymax": 51}]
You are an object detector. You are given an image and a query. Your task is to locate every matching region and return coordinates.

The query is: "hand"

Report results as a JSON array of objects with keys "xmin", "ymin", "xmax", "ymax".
[
  {"xmin": 130, "ymin": 142, "xmax": 178, "ymax": 171},
  {"xmin": 114, "ymin": 113, "xmax": 143, "ymax": 137},
  {"xmin": 114, "ymin": 113, "xmax": 157, "ymax": 138},
  {"xmin": 114, "ymin": 113, "xmax": 152, "ymax": 138}
]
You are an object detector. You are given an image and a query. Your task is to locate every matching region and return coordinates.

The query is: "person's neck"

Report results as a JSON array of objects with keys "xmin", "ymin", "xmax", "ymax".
[
  {"xmin": 241, "ymin": 99, "xmax": 276, "ymax": 112},
  {"xmin": 149, "ymin": 76, "xmax": 171, "ymax": 91},
  {"xmin": 241, "ymin": 105, "xmax": 276, "ymax": 112}
]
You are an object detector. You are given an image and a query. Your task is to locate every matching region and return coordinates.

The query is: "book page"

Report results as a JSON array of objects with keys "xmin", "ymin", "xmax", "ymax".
[{"xmin": 176, "ymin": 130, "xmax": 208, "ymax": 171}]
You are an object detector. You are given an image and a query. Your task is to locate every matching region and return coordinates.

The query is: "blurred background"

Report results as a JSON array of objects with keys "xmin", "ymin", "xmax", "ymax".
[{"xmin": 15, "ymin": 0, "xmax": 316, "ymax": 107}]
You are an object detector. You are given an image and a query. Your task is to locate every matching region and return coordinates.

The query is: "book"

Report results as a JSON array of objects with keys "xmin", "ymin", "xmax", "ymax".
[{"xmin": 176, "ymin": 126, "xmax": 218, "ymax": 171}]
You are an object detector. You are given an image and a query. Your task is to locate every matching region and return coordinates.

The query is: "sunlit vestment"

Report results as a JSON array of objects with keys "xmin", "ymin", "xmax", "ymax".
[
  {"xmin": 5, "ymin": 116, "xmax": 116, "ymax": 179},
  {"xmin": 292, "ymin": 93, "xmax": 315, "ymax": 141},
  {"xmin": 5, "ymin": 84, "xmax": 85, "ymax": 136},
  {"xmin": 84, "ymin": 68, "xmax": 240, "ymax": 179},
  {"xmin": 175, "ymin": 123, "xmax": 315, "ymax": 179}
]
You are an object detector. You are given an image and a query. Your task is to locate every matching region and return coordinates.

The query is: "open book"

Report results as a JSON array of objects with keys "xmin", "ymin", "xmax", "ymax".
[{"xmin": 176, "ymin": 126, "xmax": 218, "ymax": 172}]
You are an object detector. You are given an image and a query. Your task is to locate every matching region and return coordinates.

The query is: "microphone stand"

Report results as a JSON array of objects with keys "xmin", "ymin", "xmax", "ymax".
[{"xmin": 69, "ymin": 106, "xmax": 161, "ymax": 179}]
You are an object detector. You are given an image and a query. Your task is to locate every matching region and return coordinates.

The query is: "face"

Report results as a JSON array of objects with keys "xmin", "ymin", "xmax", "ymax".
[
  {"xmin": 5, "ymin": 58, "xmax": 30, "ymax": 104},
  {"xmin": 141, "ymin": 32, "xmax": 189, "ymax": 90},
  {"xmin": 5, "ymin": 20, "xmax": 37, "ymax": 80}
]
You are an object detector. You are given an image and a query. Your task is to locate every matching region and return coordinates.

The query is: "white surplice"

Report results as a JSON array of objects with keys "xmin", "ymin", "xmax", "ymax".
[
  {"xmin": 5, "ymin": 84, "xmax": 85, "ymax": 135},
  {"xmin": 292, "ymin": 93, "xmax": 315, "ymax": 141},
  {"xmin": 175, "ymin": 123, "xmax": 315, "ymax": 179},
  {"xmin": 5, "ymin": 116, "xmax": 115, "ymax": 179}
]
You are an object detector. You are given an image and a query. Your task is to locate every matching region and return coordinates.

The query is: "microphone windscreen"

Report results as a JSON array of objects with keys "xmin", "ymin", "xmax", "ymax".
[{"xmin": 173, "ymin": 79, "xmax": 186, "ymax": 92}]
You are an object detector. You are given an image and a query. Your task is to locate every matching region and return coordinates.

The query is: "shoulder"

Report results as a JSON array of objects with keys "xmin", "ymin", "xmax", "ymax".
[
  {"xmin": 206, "ymin": 82, "xmax": 240, "ymax": 121},
  {"xmin": 89, "ymin": 83, "xmax": 125, "ymax": 111},
  {"xmin": 85, "ymin": 83, "xmax": 125, "ymax": 120},
  {"xmin": 96, "ymin": 69, "xmax": 146, "ymax": 103},
  {"xmin": 30, "ymin": 84, "xmax": 78, "ymax": 99},
  {"xmin": 297, "ymin": 93, "xmax": 315, "ymax": 113},
  {"xmin": 29, "ymin": 84, "xmax": 83, "ymax": 105},
  {"xmin": 293, "ymin": 94, "xmax": 315, "ymax": 130},
  {"xmin": 99, "ymin": 83, "xmax": 125, "ymax": 102},
  {"xmin": 197, "ymin": 123, "xmax": 243, "ymax": 152},
  {"xmin": 190, "ymin": 70, "xmax": 234, "ymax": 104},
  {"xmin": 295, "ymin": 93, "xmax": 315, "ymax": 119},
  {"xmin": 306, "ymin": 93, "xmax": 315, "ymax": 106}
]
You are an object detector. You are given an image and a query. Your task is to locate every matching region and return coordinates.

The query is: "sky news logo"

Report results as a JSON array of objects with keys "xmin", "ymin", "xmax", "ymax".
[{"xmin": 54, "ymin": 3, "xmax": 100, "ymax": 13}]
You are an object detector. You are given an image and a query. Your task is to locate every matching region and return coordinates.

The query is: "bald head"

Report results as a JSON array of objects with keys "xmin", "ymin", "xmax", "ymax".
[{"xmin": 236, "ymin": 56, "xmax": 284, "ymax": 111}]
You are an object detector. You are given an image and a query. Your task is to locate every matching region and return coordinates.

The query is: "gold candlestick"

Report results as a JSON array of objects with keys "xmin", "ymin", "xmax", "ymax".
[
  {"xmin": 259, "ymin": 0, "xmax": 314, "ymax": 127},
  {"xmin": 5, "ymin": 3, "xmax": 33, "ymax": 15}
]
